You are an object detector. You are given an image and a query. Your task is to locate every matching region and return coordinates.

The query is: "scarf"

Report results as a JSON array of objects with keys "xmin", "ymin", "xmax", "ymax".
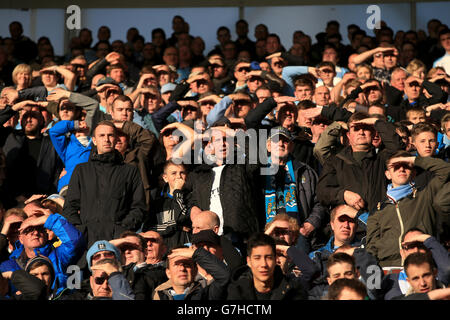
[
  {"xmin": 386, "ymin": 182, "xmax": 415, "ymax": 203},
  {"xmin": 264, "ymin": 158, "xmax": 299, "ymax": 223}
]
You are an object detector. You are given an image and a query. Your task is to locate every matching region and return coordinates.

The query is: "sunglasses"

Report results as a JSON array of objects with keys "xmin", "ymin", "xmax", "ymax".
[
  {"xmin": 94, "ymin": 276, "xmax": 109, "ymax": 285},
  {"xmin": 194, "ymin": 79, "xmax": 208, "ymax": 86},
  {"xmin": 249, "ymin": 76, "xmax": 262, "ymax": 82},
  {"xmin": 71, "ymin": 64, "xmax": 86, "ymax": 69},
  {"xmin": 363, "ymin": 86, "xmax": 380, "ymax": 93},
  {"xmin": 144, "ymin": 237, "xmax": 160, "ymax": 243},
  {"xmin": 92, "ymin": 251, "xmax": 115, "ymax": 262},
  {"xmin": 408, "ymin": 81, "xmax": 420, "ymax": 87},
  {"xmin": 22, "ymin": 225, "xmax": 46, "ymax": 235},
  {"xmin": 237, "ymin": 67, "xmax": 250, "ymax": 73}
]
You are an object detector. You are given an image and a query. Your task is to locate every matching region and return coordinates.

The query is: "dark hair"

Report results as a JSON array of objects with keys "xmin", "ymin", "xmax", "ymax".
[
  {"xmin": 297, "ymin": 100, "xmax": 316, "ymax": 110},
  {"xmin": 347, "ymin": 111, "xmax": 370, "ymax": 127},
  {"xmin": 404, "ymin": 252, "xmax": 435, "ymax": 276},
  {"xmin": 401, "ymin": 227, "xmax": 426, "ymax": 243},
  {"xmin": 317, "ymin": 61, "xmax": 336, "ymax": 71},
  {"xmin": 326, "ymin": 252, "xmax": 356, "ymax": 274},
  {"xmin": 394, "ymin": 122, "xmax": 411, "ymax": 137},
  {"xmin": 385, "ymin": 150, "xmax": 415, "ymax": 167},
  {"xmin": 119, "ymin": 231, "xmax": 147, "ymax": 251},
  {"xmin": 152, "ymin": 28, "xmax": 166, "ymax": 39},
  {"xmin": 163, "ymin": 159, "xmax": 186, "ymax": 173},
  {"xmin": 438, "ymin": 28, "xmax": 450, "ymax": 38},
  {"xmin": 294, "ymin": 78, "xmax": 314, "ymax": 90},
  {"xmin": 247, "ymin": 233, "xmax": 276, "ymax": 257},
  {"xmin": 217, "ymin": 26, "xmax": 230, "ymax": 35},
  {"xmin": 327, "ymin": 278, "xmax": 367, "ymax": 300},
  {"xmin": 267, "ymin": 33, "xmax": 281, "ymax": 44}
]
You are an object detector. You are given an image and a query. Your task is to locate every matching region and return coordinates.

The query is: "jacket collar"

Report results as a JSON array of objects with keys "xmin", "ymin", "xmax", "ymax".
[{"xmin": 336, "ymin": 145, "xmax": 376, "ymax": 165}]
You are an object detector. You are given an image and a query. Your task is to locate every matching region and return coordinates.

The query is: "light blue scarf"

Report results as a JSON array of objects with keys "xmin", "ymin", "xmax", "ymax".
[
  {"xmin": 386, "ymin": 182, "xmax": 415, "ymax": 203},
  {"xmin": 264, "ymin": 158, "xmax": 299, "ymax": 223}
]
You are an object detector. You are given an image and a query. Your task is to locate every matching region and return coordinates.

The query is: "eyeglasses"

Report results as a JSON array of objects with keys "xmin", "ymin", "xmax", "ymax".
[
  {"xmin": 92, "ymin": 251, "xmax": 115, "ymax": 262},
  {"xmin": 248, "ymin": 76, "xmax": 262, "ymax": 82},
  {"xmin": 21, "ymin": 225, "xmax": 46, "ymax": 235},
  {"xmin": 144, "ymin": 237, "xmax": 161, "ymax": 243},
  {"xmin": 94, "ymin": 276, "xmax": 109, "ymax": 285},
  {"xmin": 408, "ymin": 82, "xmax": 420, "ymax": 87}
]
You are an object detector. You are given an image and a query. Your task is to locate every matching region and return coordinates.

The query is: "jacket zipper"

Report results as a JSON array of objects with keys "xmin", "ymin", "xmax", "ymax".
[{"xmin": 394, "ymin": 202, "xmax": 405, "ymax": 256}]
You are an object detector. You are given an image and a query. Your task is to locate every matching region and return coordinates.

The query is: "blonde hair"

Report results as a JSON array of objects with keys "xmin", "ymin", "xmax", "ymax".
[
  {"xmin": 12, "ymin": 64, "xmax": 32, "ymax": 86},
  {"xmin": 406, "ymin": 59, "xmax": 426, "ymax": 76}
]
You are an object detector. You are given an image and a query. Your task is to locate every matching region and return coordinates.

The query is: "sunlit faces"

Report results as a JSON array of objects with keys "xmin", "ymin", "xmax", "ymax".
[
  {"xmin": 314, "ymin": 86, "xmax": 331, "ymax": 106},
  {"xmin": 294, "ymin": 85, "xmax": 313, "ymax": 101},
  {"xmin": 111, "ymin": 100, "xmax": 134, "ymax": 122},
  {"xmin": 90, "ymin": 269, "xmax": 112, "ymax": 297},
  {"xmin": 412, "ymin": 131, "xmax": 437, "ymax": 157},
  {"xmin": 29, "ymin": 264, "xmax": 53, "ymax": 289},
  {"xmin": 346, "ymin": 122, "xmax": 374, "ymax": 150},
  {"xmin": 385, "ymin": 160, "xmax": 414, "ymax": 188},
  {"xmin": 92, "ymin": 124, "xmax": 117, "ymax": 154},
  {"xmin": 166, "ymin": 255, "xmax": 197, "ymax": 289},
  {"xmin": 247, "ymin": 245, "xmax": 276, "ymax": 283},
  {"xmin": 19, "ymin": 225, "xmax": 48, "ymax": 249},
  {"xmin": 58, "ymin": 100, "xmax": 77, "ymax": 121},
  {"xmin": 406, "ymin": 263, "xmax": 436, "ymax": 294},
  {"xmin": 330, "ymin": 210, "xmax": 357, "ymax": 245},
  {"xmin": 327, "ymin": 262, "xmax": 357, "ymax": 285}
]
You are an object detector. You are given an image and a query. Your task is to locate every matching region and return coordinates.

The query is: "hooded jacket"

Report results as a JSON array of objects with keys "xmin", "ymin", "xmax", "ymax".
[
  {"xmin": 62, "ymin": 149, "xmax": 147, "ymax": 248},
  {"xmin": 0, "ymin": 213, "xmax": 84, "ymax": 296},
  {"xmin": 226, "ymin": 264, "xmax": 308, "ymax": 300}
]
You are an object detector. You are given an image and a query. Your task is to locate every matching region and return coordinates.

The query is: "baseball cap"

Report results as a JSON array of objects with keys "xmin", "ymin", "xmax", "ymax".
[
  {"xmin": 96, "ymin": 76, "xmax": 119, "ymax": 87},
  {"xmin": 268, "ymin": 126, "xmax": 293, "ymax": 141},
  {"xmin": 161, "ymin": 82, "xmax": 177, "ymax": 95},
  {"xmin": 86, "ymin": 240, "xmax": 121, "ymax": 271}
]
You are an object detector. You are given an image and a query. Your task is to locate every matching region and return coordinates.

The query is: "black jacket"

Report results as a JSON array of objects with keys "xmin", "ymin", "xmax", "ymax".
[
  {"xmin": 185, "ymin": 163, "xmax": 265, "ymax": 240},
  {"xmin": 0, "ymin": 106, "xmax": 62, "ymax": 207},
  {"xmin": 226, "ymin": 265, "xmax": 308, "ymax": 300},
  {"xmin": 62, "ymin": 149, "xmax": 147, "ymax": 248},
  {"xmin": 317, "ymin": 120, "xmax": 403, "ymax": 212},
  {"xmin": 122, "ymin": 262, "xmax": 168, "ymax": 300}
]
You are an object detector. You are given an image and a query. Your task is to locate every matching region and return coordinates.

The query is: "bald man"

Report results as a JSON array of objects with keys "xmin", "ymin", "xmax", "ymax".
[{"xmin": 190, "ymin": 210, "xmax": 245, "ymax": 271}]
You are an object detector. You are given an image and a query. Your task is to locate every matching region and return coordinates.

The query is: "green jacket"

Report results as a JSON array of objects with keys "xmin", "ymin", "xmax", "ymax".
[{"xmin": 366, "ymin": 156, "xmax": 450, "ymax": 267}]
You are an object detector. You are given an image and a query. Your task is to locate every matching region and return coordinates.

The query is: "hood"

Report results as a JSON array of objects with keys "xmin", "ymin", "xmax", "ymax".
[{"xmin": 89, "ymin": 148, "xmax": 124, "ymax": 164}]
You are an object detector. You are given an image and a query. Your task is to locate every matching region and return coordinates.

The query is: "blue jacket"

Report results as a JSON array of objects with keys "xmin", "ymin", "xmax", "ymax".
[
  {"xmin": 48, "ymin": 120, "xmax": 92, "ymax": 192},
  {"xmin": 0, "ymin": 214, "xmax": 85, "ymax": 296}
]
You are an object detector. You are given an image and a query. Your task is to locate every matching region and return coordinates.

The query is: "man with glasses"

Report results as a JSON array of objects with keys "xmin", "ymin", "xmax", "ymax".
[
  {"xmin": 0, "ymin": 208, "xmax": 84, "ymax": 296},
  {"xmin": 366, "ymin": 151, "xmax": 450, "ymax": 268},
  {"xmin": 317, "ymin": 112, "xmax": 403, "ymax": 214},
  {"xmin": 64, "ymin": 240, "xmax": 134, "ymax": 300},
  {"xmin": 382, "ymin": 229, "xmax": 450, "ymax": 299},
  {"xmin": 232, "ymin": 59, "xmax": 251, "ymax": 92}
]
